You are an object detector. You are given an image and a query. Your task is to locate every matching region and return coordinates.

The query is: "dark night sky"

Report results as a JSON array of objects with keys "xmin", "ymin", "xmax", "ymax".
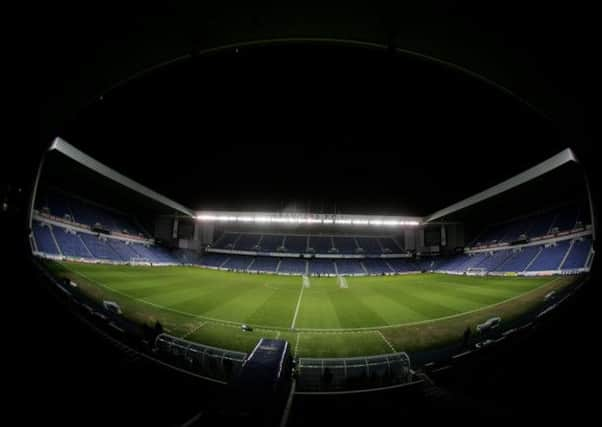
[
  {"xmin": 45, "ymin": 43, "xmax": 574, "ymax": 216},
  {"xmin": 29, "ymin": 4, "xmax": 597, "ymax": 218}
]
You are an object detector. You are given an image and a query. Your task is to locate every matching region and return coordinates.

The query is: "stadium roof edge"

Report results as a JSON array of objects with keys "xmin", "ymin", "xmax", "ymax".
[
  {"xmin": 48, "ymin": 137, "xmax": 196, "ymax": 217},
  {"xmin": 424, "ymin": 148, "xmax": 578, "ymax": 222}
]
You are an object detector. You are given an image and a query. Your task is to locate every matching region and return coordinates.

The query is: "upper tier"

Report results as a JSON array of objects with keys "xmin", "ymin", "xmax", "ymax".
[
  {"xmin": 210, "ymin": 232, "xmax": 405, "ymax": 255},
  {"xmin": 35, "ymin": 189, "xmax": 147, "ymax": 238},
  {"xmin": 469, "ymin": 204, "xmax": 591, "ymax": 249}
]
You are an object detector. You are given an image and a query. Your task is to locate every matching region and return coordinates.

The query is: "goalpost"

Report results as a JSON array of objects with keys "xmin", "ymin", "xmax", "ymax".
[
  {"xmin": 302, "ymin": 275, "xmax": 311, "ymax": 288},
  {"xmin": 130, "ymin": 256, "xmax": 151, "ymax": 266},
  {"xmin": 466, "ymin": 267, "xmax": 488, "ymax": 276},
  {"xmin": 338, "ymin": 275, "xmax": 348, "ymax": 288}
]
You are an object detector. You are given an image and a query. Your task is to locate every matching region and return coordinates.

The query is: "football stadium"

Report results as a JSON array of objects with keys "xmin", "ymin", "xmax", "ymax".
[
  {"xmin": 27, "ymin": 23, "xmax": 597, "ymax": 426},
  {"xmin": 30, "ymin": 136, "xmax": 594, "ymax": 393}
]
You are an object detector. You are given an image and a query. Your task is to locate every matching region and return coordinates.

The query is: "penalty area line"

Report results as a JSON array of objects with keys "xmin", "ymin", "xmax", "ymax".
[
  {"xmin": 182, "ymin": 321, "xmax": 206, "ymax": 339},
  {"xmin": 290, "ymin": 276, "xmax": 307, "ymax": 329},
  {"xmin": 375, "ymin": 330, "xmax": 397, "ymax": 353}
]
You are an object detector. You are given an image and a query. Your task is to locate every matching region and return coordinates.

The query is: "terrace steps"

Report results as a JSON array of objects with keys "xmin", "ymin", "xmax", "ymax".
[
  {"xmin": 558, "ymin": 239, "xmax": 576, "ymax": 270},
  {"xmin": 523, "ymin": 247, "xmax": 543, "ymax": 272},
  {"xmin": 48, "ymin": 225, "xmax": 63, "ymax": 256}
]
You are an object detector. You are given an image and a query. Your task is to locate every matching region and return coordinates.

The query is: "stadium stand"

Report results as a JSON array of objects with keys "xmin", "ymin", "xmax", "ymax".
[
  {"xmin": 308, "ymin": 259, "xmax": 336, "ymax": 275},
  {"xmin": 108, "ymin": 239, "xmax": 140, "ymax": 262},
  {"xmin": 308, "ymin": 236, "xmax": 334, "ymax": 254},
  {"xmin": 53, "ymin": 227, "xmax": 92, "ymax": 258},
  {"xmin": 335, "ymin": 259, "xmax": 365, "ymax": 275},
  {"xmin": 526, "ymin": 240, "xmax": 571, "ymax": 271},
  {"xmin": 283, "ymin": 235, "xmax": 307, "ymax": 253},
  {"xmin": 200, "ymin": 253, "xmax": 229, "ymax": 267},
  {"xmin": 249, "ymin": 257, "xmax": 280, "ymax": 272},
  {"xmin": 79, "ymin": 234, "xmax": 120, "ymax": 260},
  {"xmin": 550, "ymin": 205, "xmax": 579, "ymax": 233},
  {"xmin": 436, "ymin": 252, "xmax": 488, "ymax": 272},
  {"xmin": 172, "ymin": 248, "xmax": 202, "ymax": 265},
  {"xmin": 278, "ymin": 258, "xmax": 307, "ymax": 274},
  {"xmin": 33, "ymin": 222, "xmax": 60, "ymax": 255},
  {"xmin": 387, "ymin": 258, "xmax": 420, "ymax": 273},
  {"xmin": 417, "ymin": 257, "xmax": 438, "ymax": 271},
  {"xmin": 206, "ymin": 231, "xmax": 406, "ymax": 255},
  {"xmin": 35, "ymin": 189, "xmax": 148, "ymax": 237},
  {"xmin": 32, "ymin": 190, "xmax": 592, "ymax": 276},
  {"xmin": 333, "ymin": 236, "xmax": 359, "ymax": 254},
  {"xmin": 523, "ymin": 211, "xmax": 556, "ymax": 239},
  {"xmin": 470, "ymin": 205, "xmax": 589, "ymax": 247},
  {"xmin": 379, "ymin": 237, "xmax": 403, "ymax": 253},
  {"xmin": 356, "ymin": 237, "xmax": 382, "ymax": 254},
  {"xmin": 234, "ymin": 234, "xmax": 261, "ymax": 251},
  {"xmin": 125, "ymin": 242, "xmax": 176, "ymax": 263},
  {"xmin": 258, "ymin": 234, "xmax": 284, "ymax": 252},
  {"xmin": 212, "ymin": 232, "xmax": 239, "ymax": 249},
  {"xmin": 478, "ymin": 249, "xmax": 513, "ymax": 271},
  {"xmin": 362, "ymin": 259, "xmax": 393, "ymax": 274},
  {"xmin": 494, "ymin": 246, "xmax": 541, "ymax": 272},
  {"xmin": 562, "ymin": 237, "xmax": 592, "ymax": 269},
  {"xmin": 223, "ymin": 255, "xmax": 254, "ymax": 270},
  {"xmin": 47, "ymin": 191, "xmax": 74, "ymax": 220}
]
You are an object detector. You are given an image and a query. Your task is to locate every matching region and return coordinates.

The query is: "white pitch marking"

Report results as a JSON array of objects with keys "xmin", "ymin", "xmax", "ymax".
[
  {"xmin": 290, "ymin": 277, "xmax": 307, "ymax": 329},
  {"xmin": 294, "ymin": 333, "xmax": 301, "ymax": 357},
  {"xmin": 375, "ymin": 330, "xmax": 397, "ymax": 353},
  {"xmin": 338, "ymin": 275, "xmax": 348, "ymax": 288},
  {"xmin": 183, "ymin": 321, "xmax": 206, "ymax": 339}
]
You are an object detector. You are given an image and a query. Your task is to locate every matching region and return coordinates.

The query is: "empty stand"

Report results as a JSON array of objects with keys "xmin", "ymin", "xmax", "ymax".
[
  {"xmin": 562, "ymin": 237, "xmax": 592, "ymax": 269},
  {"xmin": 33, "ymin": 222, "xmax": 60, "ymax": 255},
  {"xmin": 335, "ymin": 259, "xmax": 365, "ymax": 275},
  {"xmin": 308, "ymin": 259, "xmax": 336, "ymax": 275},
  {"xmin": 53, "ymin": 227, "xmax": 92, "ymax": 258},
  {"xmin": 526, "ymin": 240, "xmax": 571, "ymax": 271},
  {"xmin": 278, "ymin": 258, "xmax": 307, "ymax": 274}
]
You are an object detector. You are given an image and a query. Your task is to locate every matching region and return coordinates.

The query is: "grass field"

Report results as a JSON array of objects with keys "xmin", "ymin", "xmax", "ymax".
[{"xmin": 45, "ymin": 260, "xmax": 577, "ymax": 358}]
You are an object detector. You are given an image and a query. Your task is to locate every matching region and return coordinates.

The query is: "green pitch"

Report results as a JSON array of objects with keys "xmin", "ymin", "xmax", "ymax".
[{"xmin": 46, "ymin": 260, "xmax": 577, "ymax": 358}]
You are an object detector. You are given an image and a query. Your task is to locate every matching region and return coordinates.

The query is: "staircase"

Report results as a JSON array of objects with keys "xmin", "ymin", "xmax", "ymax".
[
  {"xmin": 232, "ymin": 233, "xmax": 243, "ymax": 249},
  {"xmin": 353, "ymin": 237, "xmax": 361, "ymax": 253},
  {"xmin": 376, "ymin": 238, "xmax": 386, "ymax": 253},
  {"xmin": 558, "ymin": 239, "xmax": 575, "ymax": 269},
  {"xmin": 256, "ymin": 234, "xmax": 264, "ymax": 250},
  {"xmin": 78, "ymin": 233, "xmax": 94, "ymax": 257},
  {"xmin": 360, "ymin": 261, "xmax": 369, "ymax": 274},
  {"xmin": 523, "ymin": 246, "xmax": 543, "ymax": 272},
  {"xmin": 48, "ymin": 225, "xmax": 63, "ymax": 256}
]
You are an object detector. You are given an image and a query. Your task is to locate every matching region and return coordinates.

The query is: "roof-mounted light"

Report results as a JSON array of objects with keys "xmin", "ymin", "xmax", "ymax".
[{"xmin": 195, "ymin": 213, "xmax": 421, "ymax": 227}]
